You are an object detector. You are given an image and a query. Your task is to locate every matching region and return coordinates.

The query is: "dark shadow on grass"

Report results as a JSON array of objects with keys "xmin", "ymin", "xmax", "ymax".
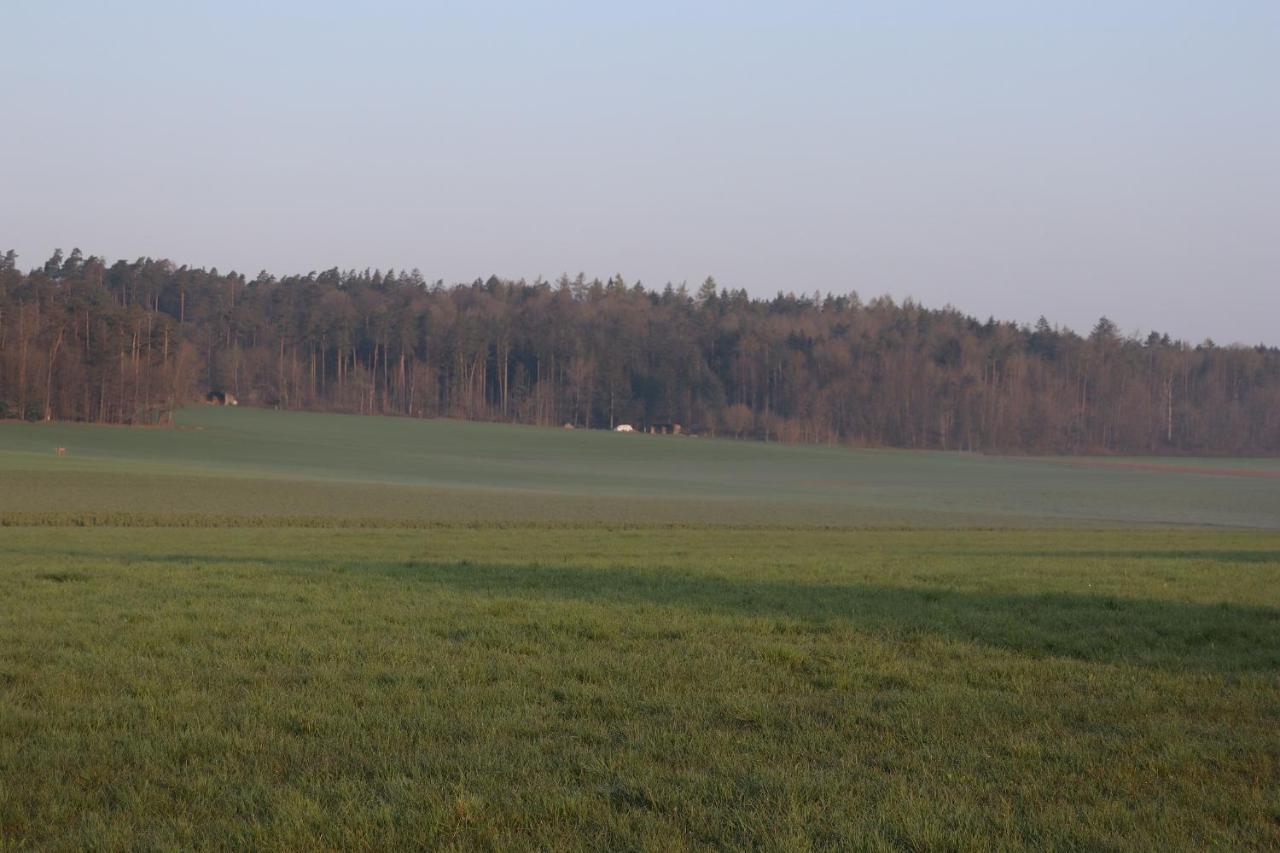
[
  {"xmin": 14, "ymin": 548, "xmax": 1280, "ymax": 674},
  {"xmin": 387, "ymin": 561, "xmax": 1280, "ymax": 673}
]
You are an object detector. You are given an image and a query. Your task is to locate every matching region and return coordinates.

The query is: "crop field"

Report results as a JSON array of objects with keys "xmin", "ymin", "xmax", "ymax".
[
  {"xmin": 1, "ymin": 409, "xmax": 1278, "ymax": 849},
  {"xmin": 1, "ymin": 406, "xmax": 1279, "ymax": 528}
]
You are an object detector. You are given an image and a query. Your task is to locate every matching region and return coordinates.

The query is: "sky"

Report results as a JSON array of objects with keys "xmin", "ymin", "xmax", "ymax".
[{"xmin": 2, "ymin": 1, "xmax": 1277, "ymax": 344}]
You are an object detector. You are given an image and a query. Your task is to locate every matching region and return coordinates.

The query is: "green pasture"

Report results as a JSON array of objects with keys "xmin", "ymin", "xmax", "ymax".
[
  {"xmin": 1, "ymin": 406, "xmax": 1278, "ymax": 527},
  {"xmin": 1, "ymin": 527, "xmax": 1277, "ymax": 850},
  {"xmin": 1, "ymin": 410, "xmax": 1277, "ymax": 848}
]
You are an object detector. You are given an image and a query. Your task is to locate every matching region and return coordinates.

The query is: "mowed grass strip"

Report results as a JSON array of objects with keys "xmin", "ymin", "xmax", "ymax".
[{"xmin": 1, "ymin": 527, "xmax": 1277, "ymax": 850}]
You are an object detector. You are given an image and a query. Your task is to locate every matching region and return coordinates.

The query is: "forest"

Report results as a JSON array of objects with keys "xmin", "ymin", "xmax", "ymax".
[{"xmin": 1, "ymin": 248, "xmax": 1277, "ymax": 454}]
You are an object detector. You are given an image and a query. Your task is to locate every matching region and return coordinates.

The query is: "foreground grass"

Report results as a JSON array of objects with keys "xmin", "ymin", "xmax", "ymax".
[{"xmin": 2, "ymin": 527, "xmax": 1277, "ymax": 849}]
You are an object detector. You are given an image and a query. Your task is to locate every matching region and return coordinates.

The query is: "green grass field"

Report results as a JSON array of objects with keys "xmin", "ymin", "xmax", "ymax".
[
  {"xmin": 1, "ymin": 409, "xmax": 1278, "ymax": 849},
  {"xmin": 2, "ymin": 406, "xmax": 1278, "ymax": 528}
]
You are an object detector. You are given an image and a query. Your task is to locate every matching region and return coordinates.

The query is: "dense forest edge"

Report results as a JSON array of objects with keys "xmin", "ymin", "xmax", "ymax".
[{"xmin": 1, "ymin": 248, "xmax": 1277, "ymax": 454}]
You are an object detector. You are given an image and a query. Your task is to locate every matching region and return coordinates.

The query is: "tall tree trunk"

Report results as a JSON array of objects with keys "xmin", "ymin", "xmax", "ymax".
[{"xmin": 43, "ymin": 326, "xmax": 65, "ymax": 421}]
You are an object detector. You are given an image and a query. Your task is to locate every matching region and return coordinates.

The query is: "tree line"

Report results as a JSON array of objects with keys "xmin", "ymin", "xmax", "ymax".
[{"xmin": 2, "ymin": 248, "xmax": 1277, "ymax": 454}]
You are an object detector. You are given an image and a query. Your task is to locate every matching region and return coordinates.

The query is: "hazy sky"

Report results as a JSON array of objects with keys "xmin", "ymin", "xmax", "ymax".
[{"xmin": 3, "ymin": 2, "xmax": 1277, "ymax": 343}]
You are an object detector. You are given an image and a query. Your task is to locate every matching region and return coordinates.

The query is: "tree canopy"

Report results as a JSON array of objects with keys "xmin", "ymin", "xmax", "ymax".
[{"xmin": 2, "ymin": 248, "xmax": 1277, "ymax": 454}]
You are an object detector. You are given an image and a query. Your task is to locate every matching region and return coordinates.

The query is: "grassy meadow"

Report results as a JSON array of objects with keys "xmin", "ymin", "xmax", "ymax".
[
  {"xmin": 1, "ymin": 408, "xmax": 1278, "ymax": 849},
  {"xmin": 1, "ymin": 406, "xmax": 1278, "ymax": 528}
]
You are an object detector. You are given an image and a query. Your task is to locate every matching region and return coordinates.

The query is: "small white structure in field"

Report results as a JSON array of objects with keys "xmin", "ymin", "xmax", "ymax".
[{"xmin": 615, "ymin": 424, "xmax": 634, "ymax": 432}]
